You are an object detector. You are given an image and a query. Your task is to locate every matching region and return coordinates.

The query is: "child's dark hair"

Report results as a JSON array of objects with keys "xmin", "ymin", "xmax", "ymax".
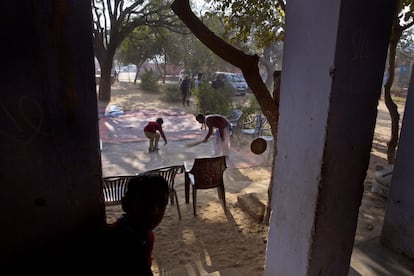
[
  {"xmin": 195, "ymin": 114, "xmax": 205, "ymax": 122},
  {"xmin": 156, "ymin": 117, "xmax": 163, "ymax": 125},
  {"xmin": 123, "ymin": 174, "xmax": 169, "ymax": 211}
]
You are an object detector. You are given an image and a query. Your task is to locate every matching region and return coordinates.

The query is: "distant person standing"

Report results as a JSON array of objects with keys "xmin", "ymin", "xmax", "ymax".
[
  {"xmin": 212, "ymin": 74, "xmax": 224, "ymax": 89},
  {"xmin": 180, "ymin": 75, "xmax": 191, "ymax": 106},
  {"xmin": 144, "ymin": 117, "xmax": 167, "ymax": 153},
  {"xmin": 195, "ymin": 113, "xmax": 231, "ymax": 157},
  {"xmin": 194, "ymin": 73, "xmax": 202, "ymax": 89}
]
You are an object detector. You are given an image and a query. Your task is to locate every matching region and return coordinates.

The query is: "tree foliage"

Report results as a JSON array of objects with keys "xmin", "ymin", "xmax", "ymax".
[
  {"xmin": 114, "ymin": 7, "xmax": 233, "ymax": 85},
  {"xmin": 206, "ymin": 0, "xmax": 286, "ymax": 85},
  {"xmin": 139, "ymin": 68, "xmax": 160, "ymax": 91},
  {"xmin": 92, "ymin": 0, "xmax": 179, "ymax": 101},
  {"xmin": 207, "ymin": 0, "xmax": 285, "ymax": 49},
  {"xmin": 118, "ymin": 26, "xmax": 165, "ymax": 83},
  {"xmin": 193, "ymin": 81, "xmax": 233, "ymax": 115},
  {"xmin": 176, "ymin": 12, "xmax": 240, "ymax": 75}
]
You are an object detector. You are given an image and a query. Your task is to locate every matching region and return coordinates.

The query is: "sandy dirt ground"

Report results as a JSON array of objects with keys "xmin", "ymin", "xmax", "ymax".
[{"xmin": 99, "ymin": 81, "xmax": 407, "ymax": 275}]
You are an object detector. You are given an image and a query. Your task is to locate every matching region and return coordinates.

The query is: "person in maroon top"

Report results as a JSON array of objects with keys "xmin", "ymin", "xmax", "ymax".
[
  {"xmin": 144, "ymin": 117, "xmax": 167, "ymax": 152},
  {"xmin": 196, "ymin": 113, "xmax": 231, "ymax": 156}
]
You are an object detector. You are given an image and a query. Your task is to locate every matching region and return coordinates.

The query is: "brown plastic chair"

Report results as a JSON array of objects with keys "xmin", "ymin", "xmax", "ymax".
[
  {"xmin": 102, "ymin": 175, "xmax": 135, "ymax": 206},
  {"xmin": 184, "ymin": 156, "xmax": 228, "ymax": 216},
  {"xmin": 145, "ymin": 165, "xmax": 184, "ymax": 219}
]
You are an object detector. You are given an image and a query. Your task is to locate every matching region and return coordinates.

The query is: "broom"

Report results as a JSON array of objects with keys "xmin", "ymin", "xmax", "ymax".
[{"xmin": 184, "ymin": 139, "xmax": 205, "ymax": 148}]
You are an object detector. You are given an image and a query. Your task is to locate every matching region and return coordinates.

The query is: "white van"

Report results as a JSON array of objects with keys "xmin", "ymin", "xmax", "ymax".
[{"xmin": 213, "ymin": 72, "xmax": 248, "ymax": 96}]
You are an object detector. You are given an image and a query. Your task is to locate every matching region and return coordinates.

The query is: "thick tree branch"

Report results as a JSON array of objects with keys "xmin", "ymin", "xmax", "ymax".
[
  {"xmin": 278, "ymin": 0, "xmax": 286, "ymax": 12},
  {"xmin": 171, "ymin": 0, "xmax": 278, "ymax": 124}
]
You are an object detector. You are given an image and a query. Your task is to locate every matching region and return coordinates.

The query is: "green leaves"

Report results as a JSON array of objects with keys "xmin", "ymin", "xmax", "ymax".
[{"xmin": 209, "ymin": 0, "xmax": 285, "ymax": 48}]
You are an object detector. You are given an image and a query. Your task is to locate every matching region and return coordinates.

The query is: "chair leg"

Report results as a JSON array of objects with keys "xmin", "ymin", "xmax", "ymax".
[
  {"xmin": 192, "ymin": 187, "xmax": 197, "ymax": 216},
  {"xmin": 174, "ymin": 191, "xmax": 182, "ymax": 220},
  {"xmin": 217, "ymin": 185, "xmax": 227, "ymax": 213},
  {"xmin": 185, "ymin": 173, "xmax": 190, "ymax": 204},
  {"xmin": 217, "ymin": 186, "xmax": 224, "ymax": 201},
  {"xmin": 170, "ymin": 191, "xmax": 175, "ymax": 205}
]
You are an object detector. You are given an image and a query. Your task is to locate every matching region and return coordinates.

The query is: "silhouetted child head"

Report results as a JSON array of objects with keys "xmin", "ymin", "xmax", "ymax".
[
  {"xmin": 122, "ymin": 174, "xmax": 169, "ymax": 233},
  {"xmin": 196, "ymin": 113, "xmax": 205, "ymax": 123},
  {"xmin": 156, "ymin": 117, "xmax": 163, "ymax": 125}
]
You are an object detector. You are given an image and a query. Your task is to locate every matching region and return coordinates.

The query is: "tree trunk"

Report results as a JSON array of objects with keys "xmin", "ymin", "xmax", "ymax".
[
  {"xmin": 134, "ymin": 67, "xmax": 139, "ymax": 84},
  {"xmin": 383, "ymin": 15, "xmax": 402, "ymax": 164},
  {"xmin": 263, "ymin": 71, "xmax": 281, "ymax": 225},
  {"xmin": 98, "ymin": 53, "xmax": 115, "ymax": 101},
  {"xmin": 134, "ymin": 61, "xmax": 145, "ymax": 84},
  {"xmin": 384, "ymin": 53, "xmax": 400, "ymax": 164},
  {"xmin": 162, "ymin": 52, "xmax": 167, "ymax": 84}
]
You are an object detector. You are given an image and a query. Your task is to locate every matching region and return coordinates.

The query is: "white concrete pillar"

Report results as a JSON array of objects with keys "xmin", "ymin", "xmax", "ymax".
[
  {"xmin": 381, "ymin": 65, "xmax": 414, "ymax": 258},
  {"xmin": 264, "ymin": 0, "xmax": 395, "ymax": 275}
]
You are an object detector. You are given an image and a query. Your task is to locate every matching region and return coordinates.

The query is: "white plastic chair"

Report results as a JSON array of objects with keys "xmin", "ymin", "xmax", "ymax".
[{"xmin": 240, "ymin": 114, "xmax": 267, "ymax": 139}]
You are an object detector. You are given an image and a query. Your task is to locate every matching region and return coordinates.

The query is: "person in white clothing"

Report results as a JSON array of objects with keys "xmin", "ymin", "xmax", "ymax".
[{"xmin": 195, "ymin": 113, "xmax": 231, "ymax": 157}]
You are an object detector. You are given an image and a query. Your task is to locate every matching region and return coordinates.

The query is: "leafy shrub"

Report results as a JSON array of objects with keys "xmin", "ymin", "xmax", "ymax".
[
  {"xmin": 234, "ymin": 94, "xmax": 261, "ymax": 122},
  {"xmin": 163, "ymin": 83, "xmax": 182, "ymax": 102},
  {"xmin": 139, "ymin": 68, "xmax": 160, "ymax": 91},
  {"xmin": 192, "ymin": 81, "xmax": 233, "ymax": 115}
]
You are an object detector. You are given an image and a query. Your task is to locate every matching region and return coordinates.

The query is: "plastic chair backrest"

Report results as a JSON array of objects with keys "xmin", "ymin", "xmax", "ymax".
[
  {"xmin": 102, "ymin": 175, "xmax": 134, "ymax": 206},
  {"xmin": 227, "ymin": 109, "xmax": 243, "ymax": 124},
  {"xmin": 189, "ymin": 156, "xmax": 227, "ymax": 189},
  {"xmin": 256, "ymin": 114, "xmax": 267, "ymax": 130},
  {"xmin": 145, "ymin": 165, "xmax": 184, "ymax": 192},
  {"xmin": 241, "ymin": 114, "xmax": 267, "ymax": 138},
  {"xmin": 145, "ymin": 165, "xmax": 184, "ymax": 219}
]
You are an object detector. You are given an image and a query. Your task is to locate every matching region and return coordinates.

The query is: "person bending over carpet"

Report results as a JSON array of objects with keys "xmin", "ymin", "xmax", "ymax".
[
  {"xmin": 196, "ymin": 113, "xmax": 231, "ymax": 157},
  {"xmin": 144, "ymin": 117, "xmax": 167, "ymax": 152}
]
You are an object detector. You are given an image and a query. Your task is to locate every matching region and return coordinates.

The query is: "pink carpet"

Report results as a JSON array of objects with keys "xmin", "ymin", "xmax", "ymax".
[{"xmin": 99, "ymin": 109, "xmax": 202, "ymax": 143}]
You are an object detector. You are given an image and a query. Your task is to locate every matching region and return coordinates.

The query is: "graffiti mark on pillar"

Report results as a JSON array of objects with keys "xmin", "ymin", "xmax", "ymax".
[{"xmin": 0, "ymin": 96, "xmax": 46, "ymax": 143}]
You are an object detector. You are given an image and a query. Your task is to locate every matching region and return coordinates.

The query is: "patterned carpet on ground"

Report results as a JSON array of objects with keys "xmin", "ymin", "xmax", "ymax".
[{"xmin": 99, "ymin": 109, "xmax": 202, "ymax": 143}]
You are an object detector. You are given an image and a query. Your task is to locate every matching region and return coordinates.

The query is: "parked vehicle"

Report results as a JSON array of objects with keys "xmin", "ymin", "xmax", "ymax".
[
  {"xmin": 237, "ymin": 73, "xmax": 251, "ymax": 93},
  {"xmin": 213, "ymin": 72, "xmax": 248, "ymax": 96},
  {"xmin": 236, "ymin": 72, "xmax": 246, "ymax": 82}
]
